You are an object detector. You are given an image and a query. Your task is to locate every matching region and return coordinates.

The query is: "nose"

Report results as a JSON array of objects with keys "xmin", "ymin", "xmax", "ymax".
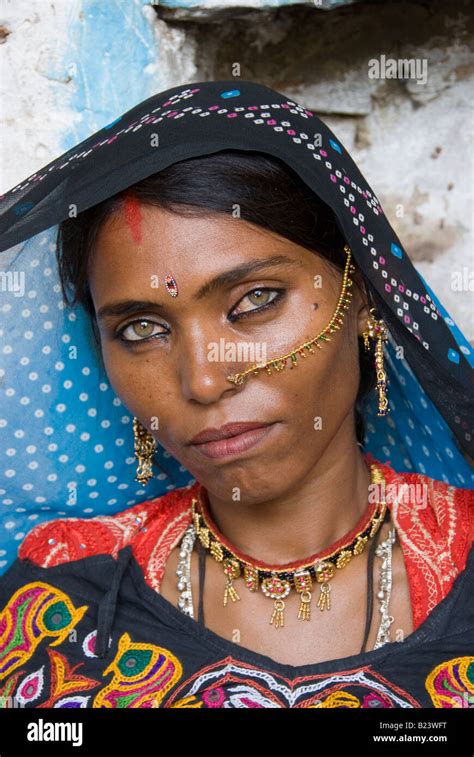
[{"xmin": 178, "ymin": 326, "xmax": 240, "ymax": 405}]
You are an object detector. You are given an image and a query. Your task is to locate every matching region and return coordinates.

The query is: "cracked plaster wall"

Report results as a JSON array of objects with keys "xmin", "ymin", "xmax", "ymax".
[{"xmin": 0, "ymin": 0, "xmax": 472, "ymax": 337}]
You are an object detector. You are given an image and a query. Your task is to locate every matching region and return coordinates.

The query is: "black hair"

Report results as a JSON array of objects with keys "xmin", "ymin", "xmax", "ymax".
[{"xmin": 56, "ymin": 150, "xmax": 377, "ymax": 448}]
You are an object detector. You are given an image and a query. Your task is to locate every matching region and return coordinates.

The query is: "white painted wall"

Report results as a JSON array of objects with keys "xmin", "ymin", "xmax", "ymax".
[{"xmin": 1, "ymin": 0, "xmax": 472, "ymax": 336}]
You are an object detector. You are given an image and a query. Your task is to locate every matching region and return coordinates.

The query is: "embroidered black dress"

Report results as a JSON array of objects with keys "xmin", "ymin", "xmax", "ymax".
[{"xmin": 0, "ymin": 540, "xmax": 473, "ymax": 709}]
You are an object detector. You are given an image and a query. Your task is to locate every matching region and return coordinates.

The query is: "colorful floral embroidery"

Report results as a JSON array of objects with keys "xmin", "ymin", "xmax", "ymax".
[
  {"xmin": 82, "ymin": 628, "xmax": 112, "ymax": 657},
  {"xmin": 0, "ymin": 669, "xmax": 24, "ymax": 707},
  {"xmin": 83, "ymin": 629, "xmax": 99, "ymax": 658},
  {"xmin": 425, "ymin": 656, "xmax": 474, "ymax": 708},
  {"xmin": 164, "ymin": 656, "xmax": 421, "ymax": 708},
  {"xmin": 5, "ymin": 630, "xmax": 474, "ymax": 709},
  {"xmin": 15, "ymin": 666, "xmax": 45, "ymax": 706},
  {"xmin": 93, "ymin": 632, "xmax": 183, "ymax": 708},
  {"xmin": 0, "ymin": 582, "xmax": 88, "ymax": 680},
  {"xmin": 5, "ymin": 649, "xmax": 101, "ymax": 708},
  {"xmin": 39, "ymin": 647, "xmax": 101, "ymax": 708}
]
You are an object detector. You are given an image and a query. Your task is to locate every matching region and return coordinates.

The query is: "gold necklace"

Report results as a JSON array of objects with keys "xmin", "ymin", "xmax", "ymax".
[{"xmin": 191, "ymin": 463, "xmax": 388, "ymax": 628}]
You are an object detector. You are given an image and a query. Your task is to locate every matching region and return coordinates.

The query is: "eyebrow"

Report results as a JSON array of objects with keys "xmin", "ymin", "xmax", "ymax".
[{"xmin": 96, "ymin": 255, "xmax": 301, "ymax": 322}]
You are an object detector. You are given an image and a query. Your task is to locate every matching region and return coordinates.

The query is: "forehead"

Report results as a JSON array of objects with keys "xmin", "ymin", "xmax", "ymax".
[
  {"xmin": 89, "ymin": 203, "xmax": 320, "ymax": 286},
  {"xmin": 96, "ymin": 202, "xmax": 280, "ymax": 247}
]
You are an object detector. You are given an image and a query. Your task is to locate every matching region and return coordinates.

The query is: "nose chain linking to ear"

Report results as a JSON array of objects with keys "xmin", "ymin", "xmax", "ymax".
[{"xmin": 226, "ymin": 243, "xmax": 356, "ymax": 386}]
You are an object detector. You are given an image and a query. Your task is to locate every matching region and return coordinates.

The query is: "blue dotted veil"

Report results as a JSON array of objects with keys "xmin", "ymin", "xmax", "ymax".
[{"xmin": 0, "ymin": 80, "xmax": 472, "ymax": 573}]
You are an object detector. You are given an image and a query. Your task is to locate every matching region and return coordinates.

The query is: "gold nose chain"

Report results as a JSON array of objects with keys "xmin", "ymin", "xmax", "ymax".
[{"xmin": 191, "ymin": 462, "xmax": 388, "ymax": 628}]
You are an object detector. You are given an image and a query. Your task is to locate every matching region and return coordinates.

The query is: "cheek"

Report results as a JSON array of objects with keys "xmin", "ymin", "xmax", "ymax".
[
  {"xmin": 100, "ymin": 347, "xmax": 174, "ymax": 421},
  {"xmin": 288, "ymin": 338, "xmax": 360, "ymax": 433},
  {"xmin": 100, "ymin": 344, "xmax": 132, "ymax": 398}
]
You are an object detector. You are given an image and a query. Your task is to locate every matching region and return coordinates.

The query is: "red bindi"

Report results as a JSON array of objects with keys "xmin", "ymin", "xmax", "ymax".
[{"xmin": 121, "ymin": 192, "xmax": 143, "ymax": 244}]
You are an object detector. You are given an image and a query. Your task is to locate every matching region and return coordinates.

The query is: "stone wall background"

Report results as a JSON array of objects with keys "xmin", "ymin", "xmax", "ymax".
[{"xmin": 0, "ymin": 0, "xmax": 472, "ymax": 337}]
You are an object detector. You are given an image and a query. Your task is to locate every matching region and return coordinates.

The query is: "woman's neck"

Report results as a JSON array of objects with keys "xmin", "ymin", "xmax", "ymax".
[{"xmin": 201, "ymin": 439, "xmax": 374, "ymax": 565}]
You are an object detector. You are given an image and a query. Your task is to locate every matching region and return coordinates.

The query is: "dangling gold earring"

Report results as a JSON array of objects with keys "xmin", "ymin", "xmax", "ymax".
[
  {"xmin": 133, "ymin": 417, "xmax": 157, "ymax": 485},
  {"xmin": 362, "ymin": 307, "xmax": 390, "ymax": 417}
]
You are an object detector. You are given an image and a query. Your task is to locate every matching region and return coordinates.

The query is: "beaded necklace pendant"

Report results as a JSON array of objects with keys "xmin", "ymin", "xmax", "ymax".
[
  {"xmin": 261, "ymin": 575, "xmax": 291, "ymax": 628},
  {"xmin": 191, "ymin": 463, "xmax": 388, "ymax": 630}
]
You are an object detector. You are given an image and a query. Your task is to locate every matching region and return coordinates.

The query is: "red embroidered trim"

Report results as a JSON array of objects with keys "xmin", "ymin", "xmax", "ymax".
[
  {"xmin": 18, "ymin": 454, "xmax": 474, "ymax": 632},
  {"xmin": 364, "ymin": 452, "xmax": 473, "ymax": 631}
]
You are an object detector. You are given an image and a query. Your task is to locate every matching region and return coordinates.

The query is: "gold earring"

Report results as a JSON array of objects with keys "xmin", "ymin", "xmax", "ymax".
[
  {"xmin": 362, "ymin": 307, "xmax": 390, "ymax": 417},
  {"xmin": 133, "ymin": 417, "xmax": 157, "ymax": 485},
  {"xmin": 226, "ymin": 243, "xmax": 356, "ymax": 386}
]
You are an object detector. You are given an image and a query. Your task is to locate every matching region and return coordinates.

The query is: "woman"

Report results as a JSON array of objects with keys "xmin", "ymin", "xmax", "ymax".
[{"xmin": 0, "ymin": 80, "xmax": 472, "ymax": 709}]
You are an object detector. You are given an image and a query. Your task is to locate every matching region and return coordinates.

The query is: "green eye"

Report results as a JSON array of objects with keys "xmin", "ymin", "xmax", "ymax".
[
  {"xmin": 230, "ymin": 288, "xmax": 284, "ymax": 320},
  {"xmin": 248, "ymin": 290, "xmax": 271, "ymax": 306},
  {"xmin": 118, "ymin": 319, "xmax": 166, "ymax": 342}
]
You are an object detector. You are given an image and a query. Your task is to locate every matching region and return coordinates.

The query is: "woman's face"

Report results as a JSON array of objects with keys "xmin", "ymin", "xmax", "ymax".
[{"xmin": 88, "ymin": 203, "xmax": 370, "ymax": 500}]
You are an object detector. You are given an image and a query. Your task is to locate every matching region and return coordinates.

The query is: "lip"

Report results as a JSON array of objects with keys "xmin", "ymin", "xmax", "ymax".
[
  {"xmin": 189, "ymin": 422, "xmax": 275, "ymax": 445},
  {"xmin": 189, "ymin": 422, "xmax": 277, "ymax": 460}
]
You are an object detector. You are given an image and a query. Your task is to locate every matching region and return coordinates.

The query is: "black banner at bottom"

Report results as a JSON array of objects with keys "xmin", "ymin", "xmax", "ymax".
[{"xmin": 0, "ymin": 706, "xmax": 471, "ymax": 756}]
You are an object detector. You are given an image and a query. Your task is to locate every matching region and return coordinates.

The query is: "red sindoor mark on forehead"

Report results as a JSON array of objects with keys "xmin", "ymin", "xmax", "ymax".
[{"xmin": 122, "ymin": 192, "xmax": 143, "ymax": 244}]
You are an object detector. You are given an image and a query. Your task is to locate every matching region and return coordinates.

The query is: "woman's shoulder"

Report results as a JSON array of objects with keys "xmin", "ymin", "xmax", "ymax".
[
  {"xmin": 17, "ymin": 481, "xmax": 200, "ymax": 568},
  {"xmin": 380, "ymin": 455, "xmax": 472, "ymax": 529},
  {"xmin": 369, "ymin": 452, "xmax": 474, "ymax": 580},
  {"xmin": 366, "ymin": 452, "xmax": 473, "ymax": 628}
]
